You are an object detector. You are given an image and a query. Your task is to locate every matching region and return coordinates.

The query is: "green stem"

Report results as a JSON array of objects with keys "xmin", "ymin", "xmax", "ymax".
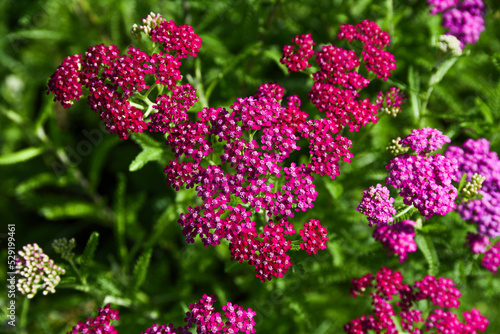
[
  {"xmin": 19, "ymin": 297, "xmax": 29, "ymax": 332},
  {"xmin": 69, "ymin": 259, "xmax": 87, "ymax": 285}
]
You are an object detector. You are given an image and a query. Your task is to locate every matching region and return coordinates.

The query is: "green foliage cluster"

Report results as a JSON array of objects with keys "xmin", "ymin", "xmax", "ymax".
[{"xmin": 1, "ymin": 0, "xmax": 500, "ymax": 333}]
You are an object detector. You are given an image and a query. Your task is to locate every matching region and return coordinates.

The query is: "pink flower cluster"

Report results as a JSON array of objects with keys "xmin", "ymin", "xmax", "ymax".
[
  {"xmin": 67, "ymin": 304, "xmax": 119, "ymax": 334},
  {"xmin": 357, "ymin": 183, "xmax": 397, "ymax": 227},
  {"xmin": 280, "ymin": 20, "xmax": 398, "ymax": 134},
  {"xmin": 280, "ymin": 33, "xmax": 315, "ymax": 72},
  {"xmin": 47, "ymin": 14, "xmax": 200, "ymax": 139},
  {"xmin": 165, "ymin": 82, "xmax": 336, "ymax": 281},
  {"xmin": 428, "ymin": 0, "xmax": 486, "ymax": 48},
  {"xmin": 445, "ymin": 138, "xmax": 500, "ymax": 273},
  {"xmin": 386, "ymin": 128, "xmax": 459, "ymax": 219},
  {"xmin": 344, "ymin": 267, "xmax": 489, "ymax": 334},
  {"xmin": 373, "ymin": 220, "xmax": 418, "ymax": 262},
  {"xmin": 299, "ymin": 219, "xmax": 329, "ymax": 255}
]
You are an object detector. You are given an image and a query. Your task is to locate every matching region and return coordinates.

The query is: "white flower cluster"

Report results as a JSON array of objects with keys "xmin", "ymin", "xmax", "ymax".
[
  {"xmin": 437, "ymin": 34, "xmax": 462, "ymax": 57},
  {"xmin": 16, "ymin": 243, "xmax": 65, "ymax": 299},
  {"xmin": 131, "ymin": 12, "xmax": 164, "ymax": 39}
]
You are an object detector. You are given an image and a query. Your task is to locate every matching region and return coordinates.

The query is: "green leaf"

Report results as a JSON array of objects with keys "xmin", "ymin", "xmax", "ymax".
[
  {"xmin": 7, "ymin": 29, "xmax": 65, "ymax": 40},
  {"xmin": 0, "ymin": 147, "xmax": 45, "ymax": 165},
  {"xmin": 129, "ymin": 147, "xmax": 163, "ymax": 172},
  {"xmin": 324, "ymin": 182, "xmax": 343, "ymax": 200},
  {"xmin": 130, "ymin": 132, "xmax": 162, "ymax": 149},
  {"xmin": 80, "ymin": 232, "xmax": 99, "ymax": 270},
  {"xmin": 132, "ymin": 248, "xmax": 153, "ymax": 292},
  {"xmin": 415, "ymin": 234, "xmax": 439, "ymax": 276},
  {"xmin": 475, "ymin": 97, "xmax": 494, "ymax": 124},
  {"xmin": 39, "ymin": 201, "xmax": 96, "ymax": 220},
  {"xmin": 457, "ymin": 173, "xmax": 468, "ymax": 193},
  {"xmin": 15, "ymin": 172, "xmax": 75, "ymax": 196}
]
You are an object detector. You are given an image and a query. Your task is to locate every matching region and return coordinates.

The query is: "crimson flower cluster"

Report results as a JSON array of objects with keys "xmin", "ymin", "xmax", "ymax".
[
  {"xmin": 427, "ymin": 0, "xmax": 486, "ymax": 48},
  {"xmin": 344, "ymin": 267, "xmax": 489, "ymax": 333},
  {"xmin": 144, "ymin": 294, "xmax": 256, "ymax": 334},
  {"xmin": 166, "ymin": 82, "xmax": 339, "ymax": 281},
  {"xmin": 280, "ymin": 20, "xmax": 397, "ymax": 133},
  {"xmin": 67, "ymin": 295, "xmax": 256, "ymax": 334},
  {"xmin": 445, "ymin": 138, "xmax": 500, "ymax": 273},
  {"xmin": 67, "ymin": 304, "xmax": 119, "ymax": 334},
  {"xmin": 47, "ymin": 13, "xmax": 201, "ymax": 139}
]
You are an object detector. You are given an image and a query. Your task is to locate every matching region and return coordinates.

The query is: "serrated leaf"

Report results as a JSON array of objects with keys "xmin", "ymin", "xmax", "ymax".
[
  {"xmin": 130, "ymin": 132, "xmax": 162, "ymax": 149},
  {"xmin": 15, "ymin": 172, "xmax": 74, "ymax": 196},
  {"xmin": 80, "ymin": 232, "xmax": 99, "ymax": 270},
  {"xmin": 132, "ymin": 248, "xmax": 153, "ymax": 291},
  {"xmin": 129, "ymin": 147, "xmax": 163, "ymax": 172},
  {"xmin": 415, "ymin": 234, "xmax": 439, "ymax": 276},
  {"xmin": 0, "ymin": 147, "xmax": 45, "ymax": 165},
  {"xmin": 39, "ymin": 201, "xmax": 97, "ymax": 220},
  {"xmin": 475, "ymin": 97, "xmax": 494, "ymax": 124}
]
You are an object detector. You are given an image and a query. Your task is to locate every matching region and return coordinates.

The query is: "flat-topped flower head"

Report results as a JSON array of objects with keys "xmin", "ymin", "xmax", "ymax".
[
  {"xmin": 357, "ymin": 184, "xmax": 397, "ymax": 227},
  {"xmin": 67, "ymin": 304, "xmax": 119, "ymax": 334},
  {"xmin": 47, "ymin": 54, "xmax": 83, "ymax": 108},
  {"xmin": 280, "ymin": 33, "xmax": 315, "ymax": 72},
  {"xmin": 299, "ymin": 219, "xmax": 329, "ymax": 255},
  {"xmin": 482, "ymin": 242, "xmax": 500, "ymax": 273},
  {"xmin": 373, "ymin": 220, "xmax": 418, "ymax": 262},
  {"xmin": 400, "ymin": 127, "xmax": 451, "ymax": 154},
  {"xmin": 16, "ymin": 243, "xmax": 65, "ymax": 299},
  {"xmin": 150, "ymin": 19, "xmax": 202, "ymax": 58}
]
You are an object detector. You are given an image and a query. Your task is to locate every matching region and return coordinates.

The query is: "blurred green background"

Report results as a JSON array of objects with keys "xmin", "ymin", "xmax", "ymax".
[{"xmin": 1, "ymin": 0, "xmax": 500, "ymax": 333}]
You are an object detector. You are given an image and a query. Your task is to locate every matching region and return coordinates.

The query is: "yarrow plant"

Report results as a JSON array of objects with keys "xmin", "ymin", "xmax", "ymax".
[
  {"xmin": 67, "ymin": 295, "xmax": 256, "ymax": 334},
  {"xmin": 15, "ymin": 243, "xmax": 66, "ymax": 299},
  {"xmin": 344, "ymin": 267, "xmax": 489, "ymax": 333},
  {"xmin": 47, "ymin": 14, "xmax": 399, "ymax": 282}
]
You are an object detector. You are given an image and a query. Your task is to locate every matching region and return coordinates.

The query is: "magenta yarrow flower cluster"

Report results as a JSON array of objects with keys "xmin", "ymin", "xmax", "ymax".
[
  {"xmin": 16, "ymin": 243, "xmax": 66, "ymax": 299},
  {"xmin": 344, "ymin": 267, "xmax": 489, "ymax": 333},
  {"xmin": 357, "ymin": 128, "xmax": 458, "ymax": 261},
  {"xmin": 357, "ymin": 183, "xmax": 397, "ymax": 227},
  {"xmin": 427, "ymin": 0, "xmax": 486, "ymax": 48},
  {"xmin": 143, "ymin": 294, "xmax": 256, "ymax": 334},
  {"xmin": 47, "ymin": 13, "xmax": 201, "ymax": 139},
  {"xmin": 445, "ymin": 138, "xmax": 500, "ymax": 273},
  {"xmin": 385, "ymin": 127, "xmax": 458, "ymax": 219},
  {"xmin": 373, "ymin": 220, "xmax": 418, "ymax": 262},
  {"xmin": 280, "ymin": 20, "xmax": 398, "ymax": 133},
  {"xmin": 67, "ymin": 304, "xmax": 119, "ymax": 334}
]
